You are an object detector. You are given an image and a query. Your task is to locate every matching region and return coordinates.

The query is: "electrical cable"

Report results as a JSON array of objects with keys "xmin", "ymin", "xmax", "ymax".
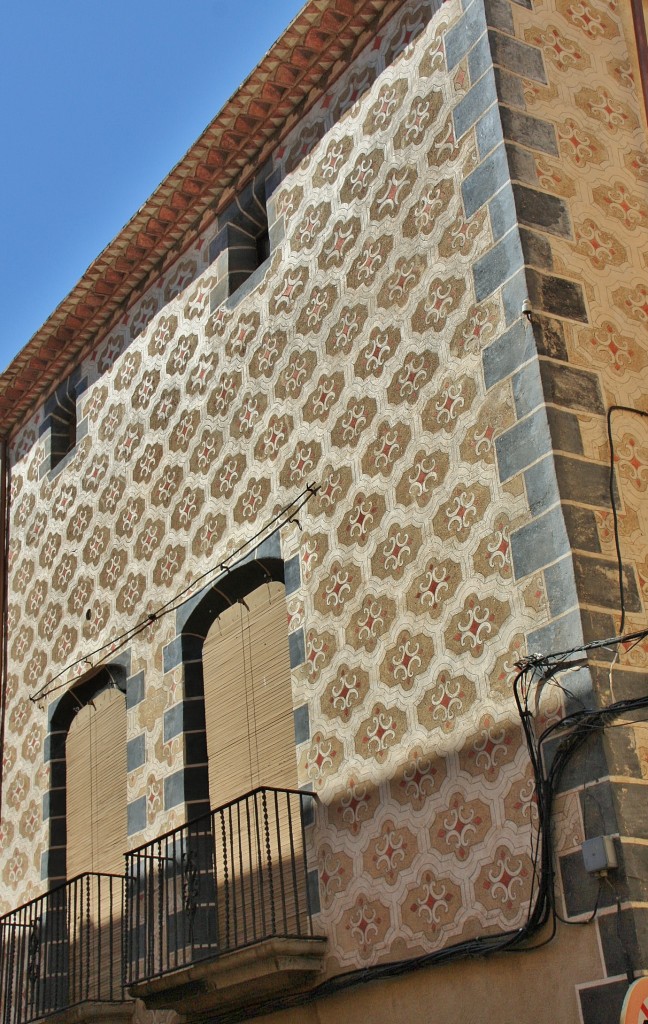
[
  {"xmin": 166, "ymin": 402, "xmax": 648, "ymax": 1018},
  {"xmin": 29, "ymin": 484, "xmax": 318, "ymax": 705},
  {"xmin": 554, "ymin": 875, "xmax": 602, "ymax": 926},
  {"xmin": 517, "ymin": 625, "xmax": 648, "ymax": 674},
  {"xmin": 25, "ymin": 403, "xmax": 648, "ymax": 1011}
]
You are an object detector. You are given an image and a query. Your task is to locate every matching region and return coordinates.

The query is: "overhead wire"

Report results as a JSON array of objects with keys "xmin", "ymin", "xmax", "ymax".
[
  {"xmin": 29, "ymin": 483, "xmax": 318, "ymax": 705},
  {"xmin": 22, "ymin": 400, "xmax": 648, "ymax": 1007},
  {"xmin": 209, "ymin": 626, "xmax": 648, "ymax": 1024}
]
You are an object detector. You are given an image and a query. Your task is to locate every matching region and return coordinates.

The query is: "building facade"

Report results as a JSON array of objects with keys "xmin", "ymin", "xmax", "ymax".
[{"xmin": 1, "ymin": 0, "xmax": 648, "ymax": 1022}]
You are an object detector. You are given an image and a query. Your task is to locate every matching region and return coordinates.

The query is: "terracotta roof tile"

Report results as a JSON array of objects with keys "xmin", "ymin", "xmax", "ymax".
[{"xmin": 0, "ymin": 0, "xmax": 402, "ymax": 439}]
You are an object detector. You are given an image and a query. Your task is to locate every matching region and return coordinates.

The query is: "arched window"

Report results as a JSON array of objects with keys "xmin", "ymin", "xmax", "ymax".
[
  {"xmin": 45, "ymin": 665, "xmax": 127, "ymax": 887},
  {"xmin": 65, "ymin": 686, "xmax": 127, "ymax": 879},
  {"xmin": 39, "ymin": 669, "xmax": 128, "ymax": 1011},
  {"xmin": 202, "ymin": 580, "xmax": 297, "ymax": 809}
]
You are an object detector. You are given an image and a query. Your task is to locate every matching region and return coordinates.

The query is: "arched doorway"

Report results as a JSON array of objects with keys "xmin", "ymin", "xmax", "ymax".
[
  {"xmin": 46, "ymin": 662, "xmax": 128, "ymax": 886},
  {"xmin": 159, "ymin": 554, "xmax": 305, "ymax": 958},
  {"xmin": 202, "ymin": 579, "xmax": 297, "ymax": 809},
  {"xmin": 37, "ymin": 664, "xmax": 128, "ymax": 1012},
  {"xmin": 65, "ymin": 685, "xmax": 127, "ymax": 879}
]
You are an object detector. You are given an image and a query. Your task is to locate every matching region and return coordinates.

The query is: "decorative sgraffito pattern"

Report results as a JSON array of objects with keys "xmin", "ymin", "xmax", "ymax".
[
  {"xmin": 1, "ymin": 0, "xmax": 558, "ymax": 975},
  {"xmin": 516, "ymin": 0, "xmax": 648, "ymax": 624}
]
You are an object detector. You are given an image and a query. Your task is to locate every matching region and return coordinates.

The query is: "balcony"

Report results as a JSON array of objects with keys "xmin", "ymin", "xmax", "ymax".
[
  {"xmin": 0, "ymin": 788, "xmax": 324, "ymax": 1024},
  {"xmin": 125, "ymin": 786, "xmax": 326, "ymax": 1018},
  {"xmin": 0, "ymin": 873, "xmax": 131, "ymax": 1024}
]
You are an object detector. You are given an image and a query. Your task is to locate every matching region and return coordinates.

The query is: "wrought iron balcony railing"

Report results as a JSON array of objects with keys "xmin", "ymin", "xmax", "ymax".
[
  {"xmin": 124, "ymin": 786, "xmax": 316, "ymax": 987},
  {"xmin": 0, "ymin": 872, "xmax": 125, "ymax": 1024}
]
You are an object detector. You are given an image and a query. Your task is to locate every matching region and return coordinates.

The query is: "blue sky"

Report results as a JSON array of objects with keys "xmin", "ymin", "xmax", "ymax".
[{"xmin": 0, "ymin": 0, "xmax": 305, "ymax": 374}]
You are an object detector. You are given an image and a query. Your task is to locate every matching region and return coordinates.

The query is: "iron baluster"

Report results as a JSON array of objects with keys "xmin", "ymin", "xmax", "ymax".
[
  {"xmin": 274, "ymin": 790, "xmax": 289, "ymax": 935},
  {"xmin": 218, "ymin": 809, "xmax": 229, "ymax": 951},
  {"xmin": 262, "ymin": 790, "xmax": 276, "ymax": 934},
  {"xmin": 27, "ymin": 918, "xmax": 40, "ymax": 989},
  {"xmin": 182, "ymin": 849, "xmax": 199, "ymax": 946}
]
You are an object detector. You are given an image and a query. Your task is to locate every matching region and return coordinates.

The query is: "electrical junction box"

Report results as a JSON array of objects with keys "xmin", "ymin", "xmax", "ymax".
[{"xmin": 581, "ymin": 835, "xmax": 617, "ymax": 875}]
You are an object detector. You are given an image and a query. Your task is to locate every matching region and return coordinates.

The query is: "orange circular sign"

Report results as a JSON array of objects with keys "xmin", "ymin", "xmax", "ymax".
[{"xmin": 621, "ymin": 978, "xmax": 648, "ymax": 1024}]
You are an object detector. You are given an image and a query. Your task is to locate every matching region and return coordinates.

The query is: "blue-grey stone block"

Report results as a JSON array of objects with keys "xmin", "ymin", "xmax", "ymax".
[
  {"xmin": 484, "ymin": 0, "xmax": 514, "ymax": 32},
  {"xmin": 294, "ymin": 704, "xmax": 310, "ymax": 745},
  {"xmin": 546, "ymin": 407, "xmax": 584, "ymax": 456},
  {"xmin": 127, "ymin": 734, "xmax": 146, "ymax": 773},
  {"xmin": 163, "ymin": 636, "xmax": 183, "ymax": 673},
  {"xmin": 500, "ymin": 107, "xmax": 558, "ymax": 155},
  {"xmin": 210, "ymin": 280, "xmax": 228, "ymax": 313},
  {"xmin": 127, "ymin": 796, "xmax": 147, "ymax": 836},
  {"xmin": 164, "ymin": 770, "xmax": 185, "ymax": 811},
  {"xmin": 507, "ymin": 144, "xmax": 539, "ymax": 186},
  {"xmin": 540, "ymin": 362, "xmax": 604, "ymax": 415},
  {"xmin": 468, "ymin": 31, "xmax": 491, "ymax": 84},
  {"xmin": 300, "ymin": 787, "xmax": 315, "ymax": 827},
  {"xmin": 514, "ymin": 184, "xmax": 572, "ymax": 238},
  {"xmin": 476, "ymin": 105, "xmax": 504, "ymax": 159},
  {"xmin": 528, "ymin": 268, "xmax": 589, "ymax": 319},
  {"xmin": 513, "ymin": 360, "xmax": 544, "ymax": 419},
  {"xmin": 209, "ymin": 226, "xmax": 228, "ymax": 265},
  {"xmin": 127, "ymin": 671, "xmax": 145, "ymax": 709},
  {"xmin": 254, "ymin": 531, "xmax": 282, "ymax": 562},
  {"xmin": 77, "ymin": 417, "xmax": 89, "ymax": 442},
  {"xmin": 462, "ymin": 143, "xmax": 510, "ymax": 217},
  {"xmin": 268, "ymin": 215, "xmax": 285, "ymax": 252},
  {"xmin": 473, "ymin": 227, "xmax": 524, "ymax": 302},
  {"xmin": 544, "ymin": 555, "xmax": 579, "ymax": 618},
  {"xmin": 445, "ymin": 0, "xmax": 488, "ymax": 70},
  {"xmin": 285, "ymin": 553, "xmax": 301, "ymax": 596},
  {"xmin": 264, "ymin": 166, "xmax": 282, "ymax": 199},
  {"xmin": 43, "ymin": 791, "xmax": 50, "ymax": 821},
  {"xmin": 524, "ymin": 456, "xmax": 560, "ymax": 516},
  {"xmin": 483, "ymin": 317, "xmax": 535, "ymax": 390},
  {"xmin": 289, "ymin": 628, "xmax": 306, "ymax": 668},
  {"xmin": 501, "ymin": 268, "xmax": 529, "ymax": 326},
  {"xmin": 109, "ymin": 648, "xmax": 132, "ymax": 677},
  {"xmin": 559, "ymin": 848, "xmax": 614, "ymax": 918},
  {"xmin": 308, "ymin": 868, "xmax": 321, "ymax": 915},
  {"xmin": 44, "ymin": 728, "xmax": 65, "ymax": 764},
  {"xmin": 511, "ymin": 506, "xmax": 570, "ymax": 579},
  {"xmin": 453, "ymin": 69, "xmax": 498, "ymax": 140},
  {"xmin": 488, "ymin": 183, "xmax": 518, "ymax": 240},
  {"xmin": 182, "ymin": 696, "xmax": 206, "ymax": 732},
  {"xmin": 488, "ymin": 29, "xmax": 547, "ymax": 83},
  {"xmin": 527, "ymin": 609, "xmax": 584, "ymax": 661},
  {"xmin": 48, "ymin": 445, "xmax": 76, "ymax": 481},
  {"xmin": 496, "ymin": 407, "xmax": 553, "ymax": 480},
  {"xmin": 495, "ymin": 67, "xmax": 527, "ymax": 111},
  {"xmin": 47, "ymin": 697, "xmax": 63, "ymax": 729},
  {"xmin": 519, "ymin": 227, "xmax": 554, "ymax": 271},
  {"xmin": 164, "ymin": 704, "xmax": 184, "ymax": 743},
  {"xmin": 174, "ymin": 583, "xmax": 211, "ymax": 633},
  {"xmin": 224, "ymin": 257, "xmax": 270, "ymax": 310}
]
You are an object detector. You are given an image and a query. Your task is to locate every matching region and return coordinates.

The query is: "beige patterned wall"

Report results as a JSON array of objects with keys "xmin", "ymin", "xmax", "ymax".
[
  {"xmin": 513, "ymin": 0, "xmax": 648, "ymax": 681},
  {"xmin": 1, "ymin": 0, "xmax": 589, "ymax": 987}
]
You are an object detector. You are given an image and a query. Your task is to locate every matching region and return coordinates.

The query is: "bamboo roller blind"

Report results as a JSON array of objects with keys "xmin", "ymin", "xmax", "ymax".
[
  {"xmin": 202, "ymin": 581, "xmax": 297, "ymax": 809},
  {"xmin": 66, "ymin": 687, "xmax": 127, "ymax": 879}
]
